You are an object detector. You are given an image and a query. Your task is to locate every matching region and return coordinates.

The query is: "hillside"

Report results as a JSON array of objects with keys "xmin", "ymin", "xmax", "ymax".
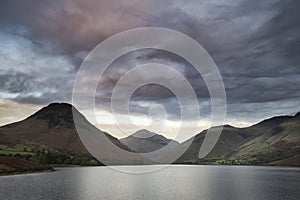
[
  {"xmin": 0, "ymin": 103, "xmax": 130, "ymax": 154},
  {"xmin": 0, "ymin": 103, "xmax": 135, "ymax": 170},
  {"xmin": 0, "ymin": 156, "xmax": 52, "ymax": 175},
  {"xmin": 0, "ymin": 103, "xmax": 88, "ymax": 154},
  {"xmin": 177, "ymin": 113, "xmax": 300, "ymax": 166},
  {"xmin": 177, "ymin": 125, "xmax": 252, "ymax": 162},
  {"xmin": 231, "ymin": 113, "xmax": 300, "ymax": 165}
]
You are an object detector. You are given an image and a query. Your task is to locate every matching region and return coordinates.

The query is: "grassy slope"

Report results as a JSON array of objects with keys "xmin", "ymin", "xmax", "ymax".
[
  {"xmin": 176, "ymin": 113, "xmax": 300, "ymax": 166},
  {"xmin": 270, "ymin": 154, "xmax": 300, "ymax": 167},
  {"xmin": 177, "ymin": 125, "xmax": 252, "ymax": 162},
  {"xmin": 230, "ymin": 114, "xmax": 300, "ymax": 165}
]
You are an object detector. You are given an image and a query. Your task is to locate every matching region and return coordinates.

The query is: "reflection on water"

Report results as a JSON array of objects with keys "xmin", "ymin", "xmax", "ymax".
[{"xmin": 0, "ymin": 165, "xmax": 299, "ymax": 200}]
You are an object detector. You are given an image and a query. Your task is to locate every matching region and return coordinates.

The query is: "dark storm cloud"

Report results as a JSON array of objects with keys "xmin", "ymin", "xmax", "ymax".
[
  {"xmin": 0, "ymin": 32, "xmax": 75, "ymax": 105},
  {"xmin": 141, "ymin": 0, "xmax": 300, "ymax": 116},
  {"xmin": 0, "ymin": 72, "xmax": 34, "ymax": 93},
  {"xmin": 0, "ymin": 0, "xmax": 300, "ymax": 123},
  {"xmin": 0, "ymin": 0, "xmax": 149, "ymax": 57},
  {"xmin": 11, "ymin": 92, "xmax": 72, "ymax": 105},
  {"xmin": 0, "ymin": 69, "xmax": 74, "ymax": 105}
]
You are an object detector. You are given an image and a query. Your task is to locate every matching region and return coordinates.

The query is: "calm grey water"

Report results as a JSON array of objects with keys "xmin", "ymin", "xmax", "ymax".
[{"xmin": 0, "ymin": 165, "xmax": 299, "ymax": 200}]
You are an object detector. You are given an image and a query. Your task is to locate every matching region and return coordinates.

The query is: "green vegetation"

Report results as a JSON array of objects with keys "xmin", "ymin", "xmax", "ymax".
[
  {"xmin": 176, "ymin": 144, "xmax": 300, "ymax": 166},
  {"xmin": 0, "ymin": 144, "xmax": 102, "ymax": 169}
]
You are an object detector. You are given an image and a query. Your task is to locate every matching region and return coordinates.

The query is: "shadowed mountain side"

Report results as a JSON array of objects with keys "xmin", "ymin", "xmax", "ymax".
[
  {"xmin": 177, "ymin": 125, "xmax": 250, "ymax": 162},
  {"xmin": 71, "ymin": 110, "xmax": 155, "ymax": 165}
]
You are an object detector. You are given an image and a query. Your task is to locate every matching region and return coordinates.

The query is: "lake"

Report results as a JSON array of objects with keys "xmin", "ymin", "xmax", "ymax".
[{"xmin": 0, "ymin": 165, "xmax": 299, "ymax": 200}]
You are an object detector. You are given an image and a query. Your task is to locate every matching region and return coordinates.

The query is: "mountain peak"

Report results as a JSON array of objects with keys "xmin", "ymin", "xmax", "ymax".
[
  {"xmin": 132, "ymin": 129, "xmax": 157, "ymax": 138},
  {"xmin": 32, "ymin": 102, "xmax": 72, "ymax": 116},
  {"xmin": 28, "ymin": 102, "xmax": 75, "ymax": 127},
  {"xmin": 47, "ymin": 102, "xmax": 72, "ymax": 108},
  {"xmin": 120, "ymin": 129, "xmax": 180, "ymax": 153},
  {"xmin": 40, "ymin": 102, "xmax": 73, "ymax": 112},
  {"xmin": 131, "ymin": 129, "xmax": 174, "ymax": 144}
]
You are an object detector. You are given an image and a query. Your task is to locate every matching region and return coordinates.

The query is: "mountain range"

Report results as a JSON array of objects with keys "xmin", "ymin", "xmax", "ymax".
[{"xmin": 0, "ymin": 102, "xmax": 299, "ymax": 174}]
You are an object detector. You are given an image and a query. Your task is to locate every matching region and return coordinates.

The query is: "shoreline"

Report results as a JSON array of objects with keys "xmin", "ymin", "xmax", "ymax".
[
  {"xmin": 0, "ymin": 169, "xmax": 55, "ymax": 176},
  {"xmin": 1, "ymin": 163, "xmax": 299, "ymax": 177}
]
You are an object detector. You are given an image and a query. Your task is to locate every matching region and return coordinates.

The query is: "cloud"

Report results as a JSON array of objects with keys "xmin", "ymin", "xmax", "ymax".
[
  {"xmin": 0, "ymin": 32, "xmax": 75, "ymax": 104},
  {"xmin": 0, "ymin": 0, "xmax": 151, "ymax": 56},
  {"xmin": 0, "ymin": 0, "xmax": 299, "ymax": 139}
]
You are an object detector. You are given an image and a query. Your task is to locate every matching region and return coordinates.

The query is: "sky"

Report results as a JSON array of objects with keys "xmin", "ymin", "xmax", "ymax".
[{"xmin": 0, "ymin": 0, "xmax": 300, "ymax": 142}]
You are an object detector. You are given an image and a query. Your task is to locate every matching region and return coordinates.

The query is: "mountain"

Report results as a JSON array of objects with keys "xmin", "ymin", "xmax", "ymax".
[
  {"xmin": 177, "ymin": 113, "xmax": 300, "ymax": 166},
  {"xmin": 0, "ymin": 103, "xmax": 129, "ymax": 154},
  {"xmin": 231, "ymin": 113, "xmax": 300, "ymax": 165},
  {"xmin": 120, "ymin": 129, "xmax": 180, "ymax": 153},
  {"xmin": 0, "ymin": 103, "xmax": 139, "ymax": 168},
  {"xmin": 177, "ymin": 125, "xmax": 252, "ymax": 162},
  {"xmin": 0, "ymin": 103, "xmax": 87, "ymax": 154}
]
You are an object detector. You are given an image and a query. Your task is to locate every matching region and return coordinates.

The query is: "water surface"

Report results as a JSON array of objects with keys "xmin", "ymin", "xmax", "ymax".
[{"xmin": 0, "ymin": 165, "xmax": 299, "ymax": 200}]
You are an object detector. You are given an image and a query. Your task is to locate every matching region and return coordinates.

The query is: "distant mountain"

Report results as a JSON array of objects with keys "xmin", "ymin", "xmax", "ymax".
[
  {"xmin": 0, "ymin": 103, "xmax": 129, "ymax": 154},
  {"xmin": 177, "ymin": 113, "xmax": 300, "ymax": 166},
  {"xmin": 120, "ymin": 129, "xmax": 180, "ymax": 153}
]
